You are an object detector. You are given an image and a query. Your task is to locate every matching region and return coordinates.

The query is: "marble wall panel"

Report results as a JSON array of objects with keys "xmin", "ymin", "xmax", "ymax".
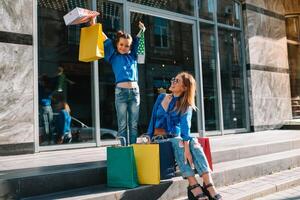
[
  {"xmin": 250, "ymin": 70, "xmax": 292, "ymax": 126},
  {"xmin": 247, "ymin": 10, "xmax": 288, "ymax": 69},
  {"xmin": 251, "ymin": 70, "xmax": 291, "ymax": 98},
  {"xmin": 246, "ymin": 0, "xmax": 285, "ymax": 15},
  {"xmin": 0, "ymin": 43, "xmax": 34, "ymax": 144},
  {"xmin": 252, "ymin": 97, "xmax": 292, "ymax": 126},
  {"xmin": 0, "ymin": 0, "xmax": 33, "ymax": 34}
]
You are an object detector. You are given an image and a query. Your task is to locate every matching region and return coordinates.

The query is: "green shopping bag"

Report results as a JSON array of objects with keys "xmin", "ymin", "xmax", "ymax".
[{"xmin": 107, "ymin": 145, "xmax": 139, "ymax": 188}]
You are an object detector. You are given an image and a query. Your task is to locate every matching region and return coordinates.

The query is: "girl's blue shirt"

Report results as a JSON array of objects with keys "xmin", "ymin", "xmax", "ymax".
[
  {"xmin": 104, "ymin": 37, "xmax": 140, "ymax": 84},
  {"xmin": 147, "ymin": 93, "xmax": 193, "ymax": 141}
]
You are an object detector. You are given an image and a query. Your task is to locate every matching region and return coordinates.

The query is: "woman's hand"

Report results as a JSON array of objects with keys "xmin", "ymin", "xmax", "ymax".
[
  {"xmin": 184, "ymin": 141, "xmax": 194, "ymax": 168},
  {"xmin": 138, "ymin": 21, "xmax": 146, "ymax": 32}
]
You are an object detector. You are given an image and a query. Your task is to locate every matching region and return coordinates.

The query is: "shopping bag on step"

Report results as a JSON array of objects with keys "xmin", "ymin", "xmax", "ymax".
[
  {"xmin": 198, "ymin": 137, "xmax": 213, "ymax": 171},
  {"xmin": 132, "ymin": 143, "xmax": 160, "ymax": 184},
  {"xmin": 79, "ymin": 23, "xmax": 104, "ymax": 62},
  {"xmin": 152, "ymin": 136, "xmax": 175, "ymax": 180},
  {"xmin": 107, "ymin": 143, "xmax": 139, "ymax": 188}
]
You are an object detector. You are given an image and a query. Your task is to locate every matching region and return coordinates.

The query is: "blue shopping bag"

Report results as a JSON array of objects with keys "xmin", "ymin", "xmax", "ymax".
[{"xmin": 152, "ymin": 136, "xmax": 176, "ymax": 180}]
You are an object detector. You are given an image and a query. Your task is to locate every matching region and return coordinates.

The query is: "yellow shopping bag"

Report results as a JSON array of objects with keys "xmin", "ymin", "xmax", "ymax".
[
  {"xmin": 132, "ymin": 144, "xmax": 160, "ymax": 185},
  {"xmin": 79, "ymin": 23, "xmax": 104, "ymax": 62}
]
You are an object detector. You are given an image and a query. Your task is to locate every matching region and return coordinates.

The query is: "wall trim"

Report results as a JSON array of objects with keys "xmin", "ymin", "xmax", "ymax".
[
  {"xmin": 0, "ymin": 143, "xmax": 34, "ymax": 156},
  {"xmin": 242, "ymin": 3, "xmax": 285, "ymax": 21},
  {"xmin": 0, "ymin": 31, "xmax": 33, "ymax": 45},
  {"xmin": 246, "ymin": 64, "xmax": 289, "ymax": 74}
]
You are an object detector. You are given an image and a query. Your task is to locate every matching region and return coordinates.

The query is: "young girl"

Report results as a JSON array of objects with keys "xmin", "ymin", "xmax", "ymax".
[
  {"xmin": 101, "ymin": 21, "xmax": 146, "ymax": 146},
  {"xmin": 147, "ymin": 72, "xmax": 222, "ymax": 200},
  {"xmin": 56, "ymin": 101, "xmax": 72, "ymax": 144}
]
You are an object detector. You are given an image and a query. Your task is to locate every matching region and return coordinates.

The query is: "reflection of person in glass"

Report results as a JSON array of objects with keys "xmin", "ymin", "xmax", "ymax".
[
  {"xmin": 55, "ymin": 100, "xmax": 72, "ymax": 144},
  {"xmin": 147, "ymin": 72, "xmax": 222, "ymax": 200},
  {"xmin": 55, "ymin": 66, "xmax": 75, "ymax": 101},
  {"xmin": 101, "ymin": 20, "xmax": 146, "ymax": 146},
  {"xmin": 38, "ymin": 75, "xmax": 54, "ymax": 144}
]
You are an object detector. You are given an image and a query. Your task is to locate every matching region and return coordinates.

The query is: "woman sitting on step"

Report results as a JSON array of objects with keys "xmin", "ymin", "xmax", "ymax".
[{"xmin": 146, "ymin": 72, "xmax": 222, "ymax": 200}]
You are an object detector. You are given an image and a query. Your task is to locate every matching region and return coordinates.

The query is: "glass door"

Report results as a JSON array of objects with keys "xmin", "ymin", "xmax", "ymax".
[
  {"xmin": 128, "ymin": 10, "xmax": 200, "ymax": 134},
  {"xmin": 37, "ymin": 0, "xmax": 97, "ymax": 148}
]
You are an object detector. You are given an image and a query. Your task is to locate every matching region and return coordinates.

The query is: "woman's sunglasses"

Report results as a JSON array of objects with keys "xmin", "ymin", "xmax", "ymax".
[{"xmin": 171, "ymin": 77, "xmax": 180, "ymax": 84}]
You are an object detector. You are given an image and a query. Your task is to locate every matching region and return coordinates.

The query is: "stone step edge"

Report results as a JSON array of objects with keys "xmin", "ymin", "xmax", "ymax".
[
  {"xmin": 174, "ymin": 167, "xmax": 300, "ymax": 200},
  {"xmin": 218, "ymin": 167, "xmax": 300, "ymax": 200},
  {"xmin": 13, "ymin": 148, "xmax": 300, "ymax": 199},
  {"xmin": 212, "ymin": 138, "xmax": 300, "ymax": 163}
]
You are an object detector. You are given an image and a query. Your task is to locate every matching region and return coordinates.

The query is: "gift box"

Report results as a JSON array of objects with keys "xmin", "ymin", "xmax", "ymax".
[{"xmin": 63, "ymin": 7, "xmax": 99, "ymax": 26}]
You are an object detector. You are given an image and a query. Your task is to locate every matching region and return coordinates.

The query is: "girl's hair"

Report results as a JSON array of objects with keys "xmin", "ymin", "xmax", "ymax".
[
  {"xmin": 58, "ymin": 101, "xmax": 71, "ymax": 113},
  {"xmin": 64, "ymin": 102, "xmax": 71, "ymax": 113},
  {"xmin": 175, "ymin": 72, "xmax": 196, "ymax": 114},
  {"xmin": 115, "ymin": 31, "xmax": 132, "ymax": 46}
]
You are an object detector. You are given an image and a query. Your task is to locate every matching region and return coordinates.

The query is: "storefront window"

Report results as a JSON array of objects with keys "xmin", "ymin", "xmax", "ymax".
[
  {"xmin": 38, "ymin": 0, "xmax": 96, "ymax": 146},
  {"xmin": 200, "ymin": 23, "xmax": 219, "ymax": 131},
  {"xmin": 128, "ymin": 0, "xmax": 194, "ymax": 16},
  {"xmin": 199, "ymin": 0, "xmax": 214, "ymax": 21},
  {"xmin": 218, "ymin": 28, "xmax": 246, "ymax": 129},
  {"xmin": 97, "ymin": 0, "xmax": 123, "ymax": 140},
  {"xmin": 130, "ymin": 12, "xmax": 198, "ymax": 133},
  {"xmin": 217, "ymin": 0, "xmax": 240, "ymax": 27}
]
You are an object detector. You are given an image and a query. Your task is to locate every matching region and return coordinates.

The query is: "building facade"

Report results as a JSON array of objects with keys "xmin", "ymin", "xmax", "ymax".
[{"xmin": 0, "ymin": 0, "xmax": 296, "ymax": 155}]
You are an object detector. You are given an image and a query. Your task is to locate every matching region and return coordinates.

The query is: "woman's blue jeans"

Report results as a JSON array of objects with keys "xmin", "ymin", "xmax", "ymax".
[
  {"xmin": 115, "ymin": 87, "xmax": 140, "ymax": 146},
  {"xmin": 169, "ymin": 137, "xmax": 211, "ymax": 178}
]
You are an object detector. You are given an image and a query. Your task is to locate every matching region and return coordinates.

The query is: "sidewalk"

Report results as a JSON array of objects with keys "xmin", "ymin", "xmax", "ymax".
[{"xmin": 1, "ymin": 130, "xmax": 300, "ymax": 172}]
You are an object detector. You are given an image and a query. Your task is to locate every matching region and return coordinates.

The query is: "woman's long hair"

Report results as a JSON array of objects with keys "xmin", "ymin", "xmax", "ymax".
[{"xmin": 175, "ymin": 72, "xmax": 196, "ymax": 114}]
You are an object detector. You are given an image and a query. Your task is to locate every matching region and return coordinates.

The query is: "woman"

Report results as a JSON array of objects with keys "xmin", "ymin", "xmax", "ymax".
[
  {"xmin": 101, "ymin": 21, "xmax": 146, "ymax": 146},
  {"xmin": 147, "ymin": 72, "xmax": 222, "ymax": 200}
]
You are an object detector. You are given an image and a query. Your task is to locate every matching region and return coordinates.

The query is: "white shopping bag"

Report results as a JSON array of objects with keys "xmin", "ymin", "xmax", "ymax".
[{"xmin": 63, "ymin": 7, "xmax": 99, "ymax": 26}]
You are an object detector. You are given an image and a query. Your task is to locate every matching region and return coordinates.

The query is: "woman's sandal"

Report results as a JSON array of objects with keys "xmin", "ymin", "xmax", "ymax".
[
  {"xmin": 202, "ymin": 183, "xmax": 223, "ymax": 200},
  {"xmin": 187, "ymin": 183, "xmax": 208, "ymax": 200}
]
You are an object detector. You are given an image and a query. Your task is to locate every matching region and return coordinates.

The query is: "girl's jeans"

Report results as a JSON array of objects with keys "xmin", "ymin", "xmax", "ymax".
[
  {"xmin": 169, "ymin": 137, "xmax": 211, "ymax": 178},
  {"xmin": 41, "ymin": 105, "xmax": 54, "ymax": 141},
  {"xmin": 115, "ymin": 87, "xmax": 140, "ymax": 146}
]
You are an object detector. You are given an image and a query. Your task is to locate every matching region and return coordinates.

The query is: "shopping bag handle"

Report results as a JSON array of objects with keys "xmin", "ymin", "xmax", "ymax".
[
  {"xmin": 151, "ymin": 135, "xmax": 167, "ymax": 143},
  {"xmin": 116, "ymin": 136, "xmax": 126, "ymax": 146},
  {"xmin": 137, "ymin": 134, "xmax": 151, "ymax": 144}
]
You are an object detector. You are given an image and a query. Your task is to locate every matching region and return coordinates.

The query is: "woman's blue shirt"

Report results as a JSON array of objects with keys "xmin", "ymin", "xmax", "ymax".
[{"xmin": 147, "ymin": 93, "xmax": 193, "ymax": 141}]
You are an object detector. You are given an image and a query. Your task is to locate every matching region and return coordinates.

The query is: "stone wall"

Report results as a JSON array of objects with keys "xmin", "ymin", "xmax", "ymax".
[
  {"xmin": 0, "ymin": 0, "xmax": 34, "ymax": 154},
  {"xmin": 242, "ymin": 0, "xmax": 292, "ymax": 131}
]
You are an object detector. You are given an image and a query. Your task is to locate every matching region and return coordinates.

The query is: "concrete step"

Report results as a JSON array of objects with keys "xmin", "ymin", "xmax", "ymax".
[
  {"xmin": 0, "ymin": 161, "xmax": 107, "ymax": 199},
  {"xmin": 212, "ymin": 135, "xmax": 300, "ymax": 164},
  {"xmin": 254, "ymin": 182, "xmax": 300, "ymax": 200},
  {"xmin": 3, "ymin": 130, "xmax": 300, "ymax": 199},
  {"xmin": 22, "ymin": 149, "xmax": 300, "ymax": 200},
  {"xmin": 281, "ymin": 119, "xmax": 300, "ymax": 129},
  {"xmin": 176, "ymin": 167, "xmax": 300, "ymax": 200}
]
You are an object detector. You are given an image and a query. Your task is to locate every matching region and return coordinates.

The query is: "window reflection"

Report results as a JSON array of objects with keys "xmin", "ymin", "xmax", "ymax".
[
  {"xmin": 218, "ymin": 28, "xmax": 246, "ymax": 129},
  {"xmin": 199, "ymin": 0, "xmax": 214, "ymax": 20},
  {"xmin": 128, "ymin": 0, "xmax": 194, "ymax": 16},
  {"xmin": 200, "ymin": 23, "xmax": 219, "ymax": 131},
  {"xmin": 38, "ymin": 0, "xmax": 95, "ymax": 146},
  {"xmin": 217, "ymin": 0, "xmax": 240, "ymax": 27},
  {"xmin": 130, "ymin": 13, "xmax": 198, "ymax": 133},
  {"xmin": 97, "ymin": 1, "xmax": 123, "ymax": 140}
]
